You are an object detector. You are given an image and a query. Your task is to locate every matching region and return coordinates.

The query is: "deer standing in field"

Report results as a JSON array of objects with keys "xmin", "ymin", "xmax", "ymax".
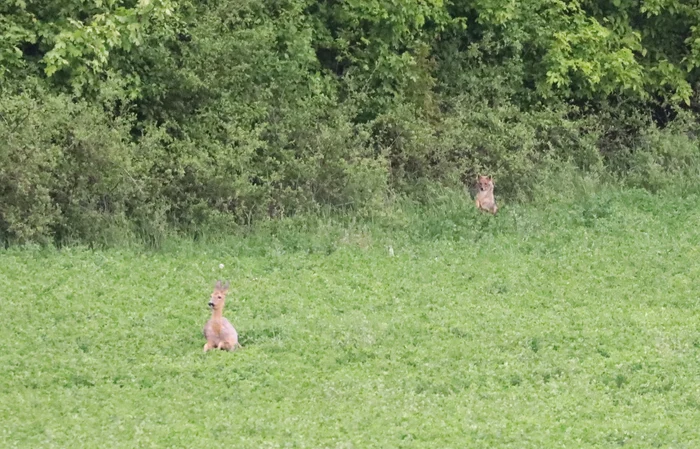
[{"xmin": 203, "ymin": 280, "xmax": 242, "ymax": 352}]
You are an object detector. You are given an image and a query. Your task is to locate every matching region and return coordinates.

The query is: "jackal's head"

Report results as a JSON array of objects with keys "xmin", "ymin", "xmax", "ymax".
[
  {"xmin": 208, "ymin": 280, "xmax": 230, "ymax": 310},
  {"xmin": 477, "ymin": 175, "xmax": 494, "ymax": 192}
]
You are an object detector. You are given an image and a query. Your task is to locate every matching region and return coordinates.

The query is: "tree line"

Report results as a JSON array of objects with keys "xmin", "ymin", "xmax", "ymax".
[{"xmin": 1, "ymin": 0, "xmax": 699, "ymax": 244}]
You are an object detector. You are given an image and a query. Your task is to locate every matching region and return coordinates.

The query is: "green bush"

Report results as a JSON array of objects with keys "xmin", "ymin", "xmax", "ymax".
[
  {"xmin": 624, "ymin": 112, "xmax": 700, "ymax": 193},
  {"xmin": 0, "ymin": 91, "xmax": 143, "ymax": 245},
  {"xmin": 1, "ymin": 0, "xmax": 700, "ymax": 246},
  {"xmin": 366, "ymin": 96, "xmax": 604, "ymax": 202}
]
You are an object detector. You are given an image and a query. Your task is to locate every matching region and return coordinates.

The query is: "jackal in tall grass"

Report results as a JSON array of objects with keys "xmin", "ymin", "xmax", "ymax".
[{"xmin": 475, "ymin": 175, "xmax": 498, "ymax": 215}]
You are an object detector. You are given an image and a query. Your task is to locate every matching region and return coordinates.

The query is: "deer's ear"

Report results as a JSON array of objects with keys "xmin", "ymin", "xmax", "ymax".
[
  {"xmin": 215, "ymin": 280, "xmax": 222, "ymax": 289},
  {"xmin": 223, "ymin": 281, "xmax": 230, "ymax": 291}
]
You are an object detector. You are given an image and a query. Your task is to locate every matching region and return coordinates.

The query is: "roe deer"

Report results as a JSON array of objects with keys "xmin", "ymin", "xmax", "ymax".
[
  {"xmin": 203, "ymin": 280, "xmax": 241, "ymax": 352},
  {"xmin": 475, "ymin": 174, "xmax": 498, "ymax": 214}
]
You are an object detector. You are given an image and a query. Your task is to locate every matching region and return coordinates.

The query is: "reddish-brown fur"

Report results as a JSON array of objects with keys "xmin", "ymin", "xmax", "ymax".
[
  {"xmin": 475, "ymin": 175, "xmax": 498, "ymax": 214},
  {"xmin": 203, "ymin": 280, "xmax": 241, "ymax": 352}
]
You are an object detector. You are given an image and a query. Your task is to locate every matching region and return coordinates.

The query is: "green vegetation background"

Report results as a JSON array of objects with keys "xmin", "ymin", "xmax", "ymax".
[
  {"xmin": 1, "ymin": 0, "xmax": 700, "ymax": 245},
  {"xmin": 3, "ymin": 2, "xmax": 700, "ymax": 446}
]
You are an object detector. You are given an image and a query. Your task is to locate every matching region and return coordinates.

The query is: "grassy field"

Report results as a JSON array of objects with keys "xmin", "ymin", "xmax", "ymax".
[{"xmin": 2, "ymin": 186, "xmax": 700, "ymax": 448}]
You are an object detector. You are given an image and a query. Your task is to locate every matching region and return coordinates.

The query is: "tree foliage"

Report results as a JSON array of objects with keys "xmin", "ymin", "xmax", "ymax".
[{"xmin": 1, "ymin": 0, "xmax": 699, "ymax": 244}]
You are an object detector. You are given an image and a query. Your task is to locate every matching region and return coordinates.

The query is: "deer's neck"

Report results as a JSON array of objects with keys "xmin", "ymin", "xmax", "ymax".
[{"xmin": 211, "ymin": 306, "xmax": 224, "ymax": 321}]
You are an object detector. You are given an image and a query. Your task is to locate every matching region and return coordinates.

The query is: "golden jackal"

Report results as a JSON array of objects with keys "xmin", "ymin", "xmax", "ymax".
[
  {"xmin": 203, "ymin": 280, "xmax": 241, "ymax": 352},
  {"xmin": 475, "ymin": 175, "xmax": 498, "ymax": 214}
]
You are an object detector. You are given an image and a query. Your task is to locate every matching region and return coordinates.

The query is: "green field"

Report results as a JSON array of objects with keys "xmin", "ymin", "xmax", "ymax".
[{"xmin": 2, "ymin": 188, "xmax": 700, "ymax": 448}]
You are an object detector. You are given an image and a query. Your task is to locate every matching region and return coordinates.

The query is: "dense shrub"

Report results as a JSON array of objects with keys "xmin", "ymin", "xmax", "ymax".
[
  {"xmin": 0, "ymin": 0, "xmax": 699, "ymax": 245},
  {"xmin": 0, "ymin": 92, "xmax": 144, "ymax": 245}
]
